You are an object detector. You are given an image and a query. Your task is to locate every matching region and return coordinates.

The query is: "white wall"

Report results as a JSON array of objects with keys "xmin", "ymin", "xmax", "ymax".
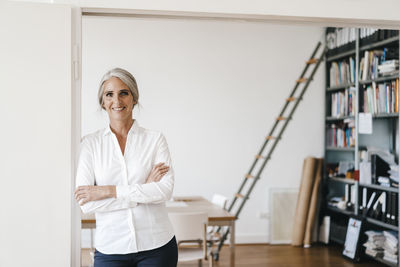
[
  {"xmin": 82, "ymin": 16, "xmax": 325, "ymax": 243},
  {"xmin": 0, "ymin": 2, "xmax": 72, "ymax": 266}
]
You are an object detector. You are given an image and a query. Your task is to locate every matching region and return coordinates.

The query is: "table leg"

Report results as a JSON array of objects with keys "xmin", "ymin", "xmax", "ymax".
[{"xmin": 230, "ymin": 221, "xmax": 235, "ymax": 267}]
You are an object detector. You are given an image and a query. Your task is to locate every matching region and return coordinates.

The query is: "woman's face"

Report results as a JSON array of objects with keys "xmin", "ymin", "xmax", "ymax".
[{"xmin": 102, "ymin": 77, "xmax": 136, "ymax": 123}]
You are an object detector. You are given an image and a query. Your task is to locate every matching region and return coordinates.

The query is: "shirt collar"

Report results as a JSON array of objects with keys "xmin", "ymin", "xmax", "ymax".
[{"xmin": 103, "ymin": 120, "xmax": 139, "ymax": 136}]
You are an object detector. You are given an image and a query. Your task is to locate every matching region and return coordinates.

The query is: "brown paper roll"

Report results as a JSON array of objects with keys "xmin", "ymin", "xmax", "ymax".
[
  {"xmin": 303, "ymin": 158, "xmax": 323, "ymax": 247},
  {"xmin": 291, "ymin": 157, "xmax": 317, "ymax": 246}
]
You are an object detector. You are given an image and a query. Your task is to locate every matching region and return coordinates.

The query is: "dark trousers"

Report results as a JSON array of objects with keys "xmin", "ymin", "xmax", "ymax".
[{"xmin": 94, "ymin": 236, "xmax": 178, "ymax": 267}]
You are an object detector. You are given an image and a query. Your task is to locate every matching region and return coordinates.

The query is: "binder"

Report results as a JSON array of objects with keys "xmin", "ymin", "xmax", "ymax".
[
  {"xmin": 391, "ymin": 192, "xmax": 397, "ymax": 225},
  {"xmin": 371, "ymin": 154, "xmax": 390, "ymax": 184},
  {"xmin": 386, "ymin": 192, "xmax": 392, "ymax": 224},
  {"xmin": 369, "ymin": 192, "xmax": 382, "ymax": 218},
  {"xmin": 370, "ymin": 193, "xmax": 385, "ymax": 219},
  {"xmin": 381, "ymin": 192, "xmax": 387, "ymax": 222},
  {"xmin": 363, "ymin": 192, "xmax": 377, "ymax": 217},
  {"xmin": 360, "ymin": 188, "xmax": 367, "ymax": 213}
]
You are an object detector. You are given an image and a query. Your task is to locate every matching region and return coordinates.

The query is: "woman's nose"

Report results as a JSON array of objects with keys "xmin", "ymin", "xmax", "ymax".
[
  {"xmin": 111, "ymin": 94, "xmax": 120, "ymax": 102},
  {"xmin": 113, "ymin": 96, "xmax": 123, "ymax": 105}
]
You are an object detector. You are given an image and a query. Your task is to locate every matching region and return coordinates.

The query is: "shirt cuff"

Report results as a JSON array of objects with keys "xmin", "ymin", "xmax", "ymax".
[{"xmin": 116, "ymin": 185, "xmax": 130, "ymax": 199}]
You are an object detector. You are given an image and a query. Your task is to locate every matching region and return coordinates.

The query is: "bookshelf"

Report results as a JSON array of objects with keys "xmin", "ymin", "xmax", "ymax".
[{"xmin": 323, "ymin": 27, "xmax": 399, "ymax": 267}]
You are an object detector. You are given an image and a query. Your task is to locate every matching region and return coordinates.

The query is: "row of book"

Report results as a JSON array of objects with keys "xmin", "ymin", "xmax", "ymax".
[
  {"xmin": 364, "ymin": 230, "xmax": 398, "ymax": 265},
  {"xmin": 326, "ymin": 28, "xmax": 398, "ymax": 51},
  {"xmin": 326, "ymin": 123, "xmax": 355, "ymax": 148},
  {"xmin": 326, "ymin": 28, "xmax": 358, "ymax": 50},
  {"xmin": 360, "ymin": 50, "xmax": 399, "ymax": 81},
  {"xmin": 360, "ymin": 50, "xmax": 383, "ymax": 81},
  {"xmin": 361, "ymin": 29, "xmax": 398, "ymax": 41},
  {"xmin": 360, "ymin": 189, "xmax": 398, "ymax": 226},
  {"xmin": 360, "ymin": 28, "xmax": 378, "ymax": 39},
  {"xmin": 330, "ymin": 88, "xmax": 356, "ymax": 117},
  {"xmin": 329, "ymin": 52, "xmax": 397, "ymax": 87},
  {"xmin": 362, "ymin": 80, "xmax": 399, "ymax": 114},
  {"xmin": 329, "ymin": 58, "xmax": 355, "ymax": 87}
]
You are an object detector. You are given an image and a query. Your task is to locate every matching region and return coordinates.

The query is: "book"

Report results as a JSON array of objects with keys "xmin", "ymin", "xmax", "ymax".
[
  {"xmin": 362, "ymin": 51, "xmax": 369, "ymax": 81},
  {"xmin": 372, "ymin": 82, "xmax": 377, "ymax": 114}
]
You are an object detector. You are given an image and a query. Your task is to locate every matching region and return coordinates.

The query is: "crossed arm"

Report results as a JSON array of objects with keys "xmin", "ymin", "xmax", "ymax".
[{"xmin": 75, "ymin": 163, "xmax": 169, "ymax": 205}]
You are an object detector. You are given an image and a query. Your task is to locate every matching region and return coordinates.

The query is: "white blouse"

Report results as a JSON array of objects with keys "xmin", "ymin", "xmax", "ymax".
[{"xmin": 76, "ymin": 121, "xmax": 175, "ymax": 254}]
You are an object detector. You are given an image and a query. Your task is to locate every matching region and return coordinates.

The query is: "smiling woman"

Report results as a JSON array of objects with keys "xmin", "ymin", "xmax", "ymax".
[
  {"xmin": 75, "ymin": 68, "xmax": 178, "ymax": 267},
  {"xmin": 98, "ymin": 68, "xmax": 139, "ymax": 113}
]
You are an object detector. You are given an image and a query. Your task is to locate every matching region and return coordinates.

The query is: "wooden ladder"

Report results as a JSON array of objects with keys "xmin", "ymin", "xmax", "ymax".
[{"xmin": 214, "ymin": 41, "xmax": 327, "ymax": 260}]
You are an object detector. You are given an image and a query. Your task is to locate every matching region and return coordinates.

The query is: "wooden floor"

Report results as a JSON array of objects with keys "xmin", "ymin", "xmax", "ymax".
[{"xmin": 82, "ymin": 244, "xmax": 383, "ymax": 267}]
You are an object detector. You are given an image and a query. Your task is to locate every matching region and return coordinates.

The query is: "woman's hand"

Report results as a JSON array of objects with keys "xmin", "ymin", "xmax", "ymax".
[
  {"xmin": 145, "ymin": 163, "xmax": 170, "ymax": 184},
  {"xmin": 75, "ymin": 185, "xmax": 116, "ymax": 206}
]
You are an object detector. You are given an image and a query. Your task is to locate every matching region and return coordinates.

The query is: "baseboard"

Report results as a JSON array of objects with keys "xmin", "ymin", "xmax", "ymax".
[{"xmin": 235, "ymin": 234, "xmax": 269, "ymax": 244}]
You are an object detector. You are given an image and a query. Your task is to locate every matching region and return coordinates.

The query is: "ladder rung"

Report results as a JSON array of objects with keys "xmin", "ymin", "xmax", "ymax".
[
  {"xmin": 245, "ymin": 174, "xmax": 255, "ymax": 179},
  {"xmin": 213, "ymin": 232, "xmax": 221, "ymax": 238},
  {"xmin": 286, "ymin": 97, "xmax": 298, "ymax": 102},
  {"xmin": 265, "ymin": 135, "xmax": 277, "ymax": 140},
  {"xmin": 235, "ymin": 193, "xmax": 245, "ymax": 199},
  {"xmin": 255, "ymin": 155, "xmax": 265, "ymax": 160},
  {"xmin": 296, "ymin": 77, "xmax": 308, "ymax": 83},
  {"xmin": 276, "ymin": 116, "xmax": 287, "ymax": 121},
  {"xmin": 306, "ymin": 58, "xmax": 318, "ymax": 64}
]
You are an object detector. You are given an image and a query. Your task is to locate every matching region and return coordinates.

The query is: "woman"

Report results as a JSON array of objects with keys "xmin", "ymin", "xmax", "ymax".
[{"xmin": 74, "ymin": 68, "xmax": 178, "ymax": 267}]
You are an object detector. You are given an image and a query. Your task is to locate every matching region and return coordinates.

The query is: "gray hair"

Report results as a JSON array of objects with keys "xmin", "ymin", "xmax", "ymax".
[{"xmin": 98, "ymin": 68, "xmax": 139, "ymax": 109}]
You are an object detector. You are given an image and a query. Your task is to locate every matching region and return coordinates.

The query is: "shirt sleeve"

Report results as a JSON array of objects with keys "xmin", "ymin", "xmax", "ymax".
[
  {"xmin": 75, "ymin": 137, "xmax": 137, "ymax": 214},
  {"xmin": 116, "ymin": 134, "xmax": 174, "ymax": 204}
]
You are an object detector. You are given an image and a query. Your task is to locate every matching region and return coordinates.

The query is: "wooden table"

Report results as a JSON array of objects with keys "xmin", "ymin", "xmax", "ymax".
[{"xmin": 81, "ymin": 196, "xmax": 236, "ymax": 266}]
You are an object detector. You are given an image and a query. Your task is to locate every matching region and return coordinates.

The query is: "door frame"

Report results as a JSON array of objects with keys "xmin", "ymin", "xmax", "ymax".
[
  {"xmin": 72, "ymin": 7, "xmax": 400, "ymax": 266},
  {"xmin": 71, "ymin": 7, "xmax": 82, "ymax": 267}
]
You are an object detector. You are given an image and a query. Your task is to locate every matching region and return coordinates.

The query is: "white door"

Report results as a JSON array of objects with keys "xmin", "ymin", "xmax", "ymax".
[{"xmin": 0, "ymin": 2, "xmax": 77, "ymax": 267}]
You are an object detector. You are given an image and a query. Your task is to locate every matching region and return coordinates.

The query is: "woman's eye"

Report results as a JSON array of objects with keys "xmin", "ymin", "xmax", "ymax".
[
  {"xmin": 120, "ymin": 91, "xmax": 129, "ymax": 96},
  {"xmin": 105, "ymin": 93, "xmax": 113, "ymax": 97}
]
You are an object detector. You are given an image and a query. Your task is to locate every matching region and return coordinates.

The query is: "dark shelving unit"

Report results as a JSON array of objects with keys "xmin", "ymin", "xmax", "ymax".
[
  {"xmin": 326, "ymin": 146, "xmax": 355, "ymax": 151},
  {"xmin": 327, "ymin": 83, "xmax": 356, "ymax": 92},
  {"xmin": 326, "ymin": 116, "xmax": 355, "ymax": 121},
  {"xmin": 329, "ymin": 176, "xmax": 357, "ymax": 184},
  {"xmin": 359, "ymin": 183, "xmax": 399, "ymax": 193},
  {"xmin": 323, "ymin": 28, "xmax": 400, "ymax": 267},
  {"xmin": 327, "ymin": 49, "xmax": 356, "ymax": 62},
  {"xmin": 359, "ymin": 73, "xmax": 399, "ymax": 85}
]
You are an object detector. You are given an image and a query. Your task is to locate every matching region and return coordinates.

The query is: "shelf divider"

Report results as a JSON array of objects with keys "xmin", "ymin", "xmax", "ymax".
[
  {"xmin": 359, "ymin": 183, "xmax": 399, "ymax": 193},
  {"xmin": 366, "ymin": 217, "xmax": 399, "ymax": 231}
]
